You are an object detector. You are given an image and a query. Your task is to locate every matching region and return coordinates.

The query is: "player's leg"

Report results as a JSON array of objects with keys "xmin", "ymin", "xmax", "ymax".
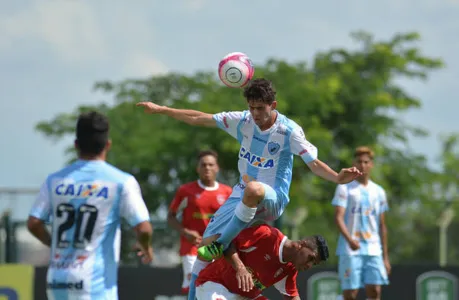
[
  {"xmin": 188, "ymin": 197, "xmax": 240, "ymax": 300},
  {"xmin": 196, "ymin": 281, "xmax": 247, "ymax": 300},
  {"xmin": 363, "ymin": 255, "xmax": 389, "ymax": 300},
  {"xmin": 181, "ymin": 255, "xmax": 198, "ymax": 294},
  {"xmin": 339, "ymin": 255, "xmax": 363, "ymax": 300},
  {"xmin": 198, "ymin": 181, "xmax": 265, "ymax": 261}
]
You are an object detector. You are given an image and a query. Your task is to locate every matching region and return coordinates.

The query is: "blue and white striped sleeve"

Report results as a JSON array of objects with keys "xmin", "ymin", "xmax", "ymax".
[
  {"xmin": 213, "ymin": 111, "xmax": 245, "ymax": 139},
  {"xmin": 289, "ymin": 126, "xmax": 318, "ymax": 164}
]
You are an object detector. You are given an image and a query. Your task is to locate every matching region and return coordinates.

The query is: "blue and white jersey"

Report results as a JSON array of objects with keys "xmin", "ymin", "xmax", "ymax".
[
  {"xmin": 29, "ymin": 160, "xmax": 150, "ymax": 300},
  {"xmin": 332, "ymin": 180, "xmax": 389, "ymax": 256},
  {"xmin": 213, "ymin": 110, "xmax": 318, "ymax": 204}
]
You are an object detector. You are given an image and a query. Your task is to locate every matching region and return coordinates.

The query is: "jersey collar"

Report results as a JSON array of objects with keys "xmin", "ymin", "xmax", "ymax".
[
  {"xmin": 197, "ymin": 180, "xmax": 219, "ymax": 191},
  {"xmin": 278, "ymin": 235, "xmax": 288, "ymax": 264}
]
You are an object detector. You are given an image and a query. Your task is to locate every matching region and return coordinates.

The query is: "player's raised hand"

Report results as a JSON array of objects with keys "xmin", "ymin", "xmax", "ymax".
[
  {"xmin": 336, "ymin": 167, "xmax": 362, "ymax": 184},
  {"xmin": 136, "ymin": 101, "xmax": 164, "ymax": 114}
]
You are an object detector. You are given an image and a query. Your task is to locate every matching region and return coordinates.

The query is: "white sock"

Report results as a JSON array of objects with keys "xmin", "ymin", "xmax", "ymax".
[
  {"xmin": 234, "ymin": 202, "xmax": 257, "ymax": 222},
  {"xmin": 191, "ymin": 259, "xmax": 210, "ymax": 275}
]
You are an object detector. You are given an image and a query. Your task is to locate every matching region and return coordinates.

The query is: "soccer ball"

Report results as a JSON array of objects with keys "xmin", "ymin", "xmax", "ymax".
[{"xmin": 218, "ymin": 52, "xmax": 254, "ymax": 88}]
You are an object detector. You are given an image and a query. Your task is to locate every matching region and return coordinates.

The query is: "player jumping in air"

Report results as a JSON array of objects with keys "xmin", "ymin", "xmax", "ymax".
[
  {"xmin": 27, "ymin": 111, "xmax": 153, "ymax": 300},
  {"xmin": 168, "ymin": 150, "xmax": 232, "ymax": 294},
  {"xmin": 137, "ymin": 78, "xmax": 362, "ymax": 299}
]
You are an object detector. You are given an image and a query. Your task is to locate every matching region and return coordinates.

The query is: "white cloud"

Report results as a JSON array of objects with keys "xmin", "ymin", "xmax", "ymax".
[
  {"xmin": 123, "ymin": 53, "xmax": 169, "ymax": 77},
  {"xmin": 0, "ymin": 0, "xmax": 107, "ymax": 63}
]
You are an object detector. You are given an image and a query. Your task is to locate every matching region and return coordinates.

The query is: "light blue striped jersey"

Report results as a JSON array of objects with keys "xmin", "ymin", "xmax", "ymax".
[
  {"xmin": 213, "ymin": 110, "xmax": 318, "ymax": 205},
  {"xmin": 29, "ymin": 160, "xmax": 150, "ymax": 300},
  {"xmin": 332, "ymin": 180, "xmax": 389, "ymax": 256}
]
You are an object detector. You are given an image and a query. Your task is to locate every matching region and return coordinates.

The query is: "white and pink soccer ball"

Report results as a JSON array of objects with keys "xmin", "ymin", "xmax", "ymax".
[{"xmin": 218, "ymin": 52, "xmax": 255, "ymax": 88}]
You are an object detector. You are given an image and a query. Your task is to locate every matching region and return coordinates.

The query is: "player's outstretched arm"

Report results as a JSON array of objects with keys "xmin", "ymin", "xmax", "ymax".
[
  {"xmin": 27, "ymin": 216, "xmax": 52, "ymax": 247},
  {"xmin": 136, "ymin": 101, "xmax": 217, "ymax": 127},
  {"xmin": 289, "ymin": 126, "xmax": 361, "ymax": 184},
  {"xmin": 306, "ymin": 159, "xmax": 362, "ymax": 184}
]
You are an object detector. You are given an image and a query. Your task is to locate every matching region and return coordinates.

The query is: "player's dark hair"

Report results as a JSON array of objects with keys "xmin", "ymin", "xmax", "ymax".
[
  {"xmin": 302, "ymin": 235, "xmax": 330, "ymax": 262},
  {"xmin": 76, "ymin": 111, "xmax": 109, "ymax": 156},
  {"xmin": 243, "ymin": 78, "xmax": 276, "ymax": 105},
  {"xmin": 313, "ymin": 235, "xmax": 329, "ymax": 262},
  {"xmin": 197, "ymin": 150, "xmax": 219, "ymax": 162}
]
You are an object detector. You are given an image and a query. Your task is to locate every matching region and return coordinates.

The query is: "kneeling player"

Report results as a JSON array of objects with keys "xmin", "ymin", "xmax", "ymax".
[{"xmin": 195, "ymin": 223, "xmax": 329, "ymax": 300}]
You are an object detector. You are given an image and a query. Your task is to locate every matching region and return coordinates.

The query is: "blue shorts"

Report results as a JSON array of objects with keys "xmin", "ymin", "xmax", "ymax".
[
  {"xmin": 338, "ymin": 255, "xmax": 389, "ymax": 290},
  {"xmin": 203, "ymin": 182, "xmax": 285, "ymax": 239}
]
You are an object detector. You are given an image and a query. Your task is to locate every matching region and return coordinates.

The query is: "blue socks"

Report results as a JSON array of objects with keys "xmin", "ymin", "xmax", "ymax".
[
  {"xmin": 187, "ymin": 259, "xmax": 210, "ymax": 300},
  {"xmin": 187, "ymin": 273, "xmax": 198, "ymax": 300},
  {"xmin": 216, "ymin": 202, "xmax": 257, "ymax": 247}
]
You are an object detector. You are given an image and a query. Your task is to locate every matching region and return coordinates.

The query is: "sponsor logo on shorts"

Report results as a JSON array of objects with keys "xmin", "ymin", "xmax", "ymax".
[{"xmin": 47, "ymin": 280, "xmax": 84, "ymax": 290}]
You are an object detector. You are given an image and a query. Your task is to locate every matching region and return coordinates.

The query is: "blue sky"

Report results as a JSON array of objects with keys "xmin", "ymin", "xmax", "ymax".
[{"xmin": 1, "ymin": 0, "xmax": 458, "ymax": 220}]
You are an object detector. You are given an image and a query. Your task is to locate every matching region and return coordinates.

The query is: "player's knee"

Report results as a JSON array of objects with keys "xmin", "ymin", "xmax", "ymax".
[
  {"xmin": 243, "ymin": 182, "xmax": 265, "ymax": 204},
  {"xmin": 365, "ymin": 285, "xmax": 381, "ymax": 298},
  {"xmin": 342, "ymin": 290, "xmax": 358, "ymax": 300}
]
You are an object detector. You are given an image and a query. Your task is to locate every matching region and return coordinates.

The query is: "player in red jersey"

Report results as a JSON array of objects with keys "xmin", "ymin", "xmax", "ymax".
[
  {"xmin": 168, "ymin": 150, "xmax": 233, "ymax": 294},
  {"xmin": 195, "ymin": 223, "xmax": 329, "ymax": 299}
]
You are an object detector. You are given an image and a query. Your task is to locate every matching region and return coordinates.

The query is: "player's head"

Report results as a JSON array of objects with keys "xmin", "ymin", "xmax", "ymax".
[
  {"xmin": 75, "ymin": 111, "xmax": 111, "ymax": 159},
  {"xmin": 196, "ymin": 150, "xmax": 219, "ymax": 183},
  {"xmin": 290, "ymin": 235, "xmax": 329, "ymax": 271},
  {"xmin": 243, "ymin": 78, "xmax": 277, "ymax": 128},
  {"xmin": 353, "ymin": 146, "xmax": 374, "ymax": 178}
]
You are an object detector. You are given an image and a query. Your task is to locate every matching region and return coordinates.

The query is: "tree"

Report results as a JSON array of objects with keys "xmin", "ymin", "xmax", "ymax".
[{"xmin": 36, "ymin": 31, "xmax": 447, "ymax": 264}]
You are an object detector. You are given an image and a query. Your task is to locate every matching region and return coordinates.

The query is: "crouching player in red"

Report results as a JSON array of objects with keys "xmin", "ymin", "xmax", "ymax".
[{"xmin": 195, "ymin": 223, "xmax": 329, "ymax": 299}]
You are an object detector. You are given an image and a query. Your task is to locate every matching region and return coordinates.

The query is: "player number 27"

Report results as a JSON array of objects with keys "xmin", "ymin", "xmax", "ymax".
[{"xmin": 56, "ymin": 203, "xmax": 98, "ymax": 249}]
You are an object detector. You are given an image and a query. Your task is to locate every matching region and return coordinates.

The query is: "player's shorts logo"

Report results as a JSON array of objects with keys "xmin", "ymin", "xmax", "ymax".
[
  {"xmin": 267, "ymin": 142, "xmax": 280, "ymax": 155},
  {"xmin": 47, "ymin": 280, "xmax": 84, "ymax": 290}
]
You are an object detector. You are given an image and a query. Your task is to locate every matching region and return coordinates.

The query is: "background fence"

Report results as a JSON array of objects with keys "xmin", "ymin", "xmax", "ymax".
[{"xmin": 0, "ymin": 264, "xmax": 457, "ymax": 300}]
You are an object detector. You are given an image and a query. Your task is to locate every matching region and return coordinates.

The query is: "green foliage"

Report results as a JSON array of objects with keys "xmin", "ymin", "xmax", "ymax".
[{"xmin": 35, "ymin": 31, "xmax": 457, "ymax": 265}]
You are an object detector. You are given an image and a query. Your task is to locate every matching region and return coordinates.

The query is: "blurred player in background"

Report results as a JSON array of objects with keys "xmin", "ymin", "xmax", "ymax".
[
  {"xmin": 27, "ymin": 111, "xmax": 153, "ymax": 300},
  {"xmin": 332, "ymin": 146, "xmax": 390, "ymax": 300},
  {"xmin": 168, "ymin": 150, "xmax": 232, "ymax": 294},
  {"xmin": 137, "ymin": 78, "xmax": 361, "ymax": 300},
  {"xmin": 195, "ymin": 223, "xmax": 329, "ymax": 300}
]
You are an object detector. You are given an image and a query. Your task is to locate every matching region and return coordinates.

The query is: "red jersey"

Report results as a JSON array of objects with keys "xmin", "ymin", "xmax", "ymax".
[
  {"xmin": 169, "ymin": 180, "xmax": 232, "ymax": 256},
  {"xmin": 196, "ymin": 224, "xmax": 299, "ymax": 299}
]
